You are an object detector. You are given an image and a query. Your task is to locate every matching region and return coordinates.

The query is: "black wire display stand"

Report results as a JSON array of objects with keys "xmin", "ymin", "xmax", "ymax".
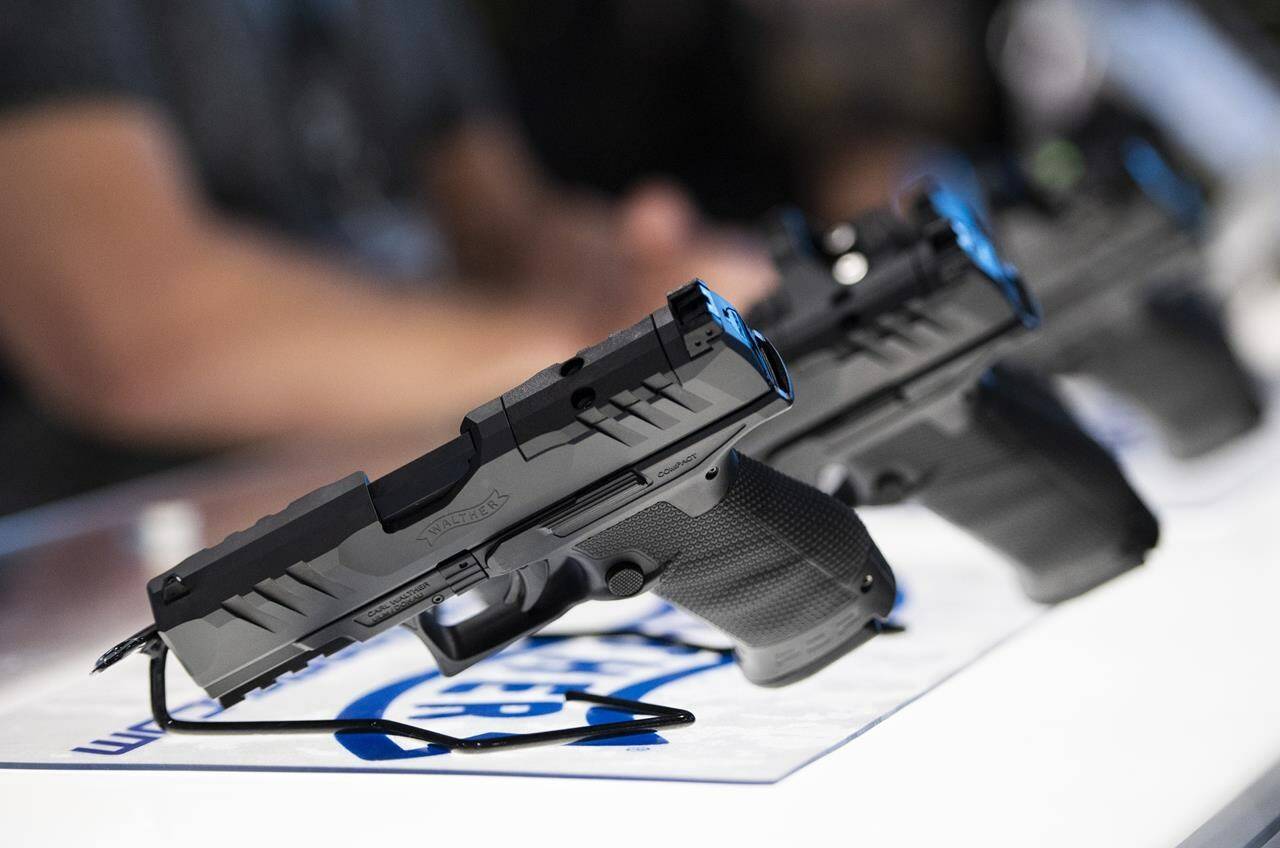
[
  {"xmin": 127, "ymin": 621, "xmax": 905, "ymax": 753},
  {"xmin": 142, "ymin": 635, "xmax": 696, "ymax": 753}
]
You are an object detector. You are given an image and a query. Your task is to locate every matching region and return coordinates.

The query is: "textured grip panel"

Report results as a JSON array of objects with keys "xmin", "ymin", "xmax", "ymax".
[
  {"xmin": 577, "ymin": 452, "xmax": 895, "ymax": 685},
  {"xmin": 905, "ymin": 365, "xmax": 1159, "ymax": 603},
  {"xmin": 1073, "ymin": 281, "xmax": 1261, "ymax": 458}
]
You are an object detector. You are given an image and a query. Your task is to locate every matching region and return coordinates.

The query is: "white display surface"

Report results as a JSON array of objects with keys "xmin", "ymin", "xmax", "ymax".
[
  {"xmin": 2, "ymin": 389, "xmax": 1279, "ymax": 846},
  {"xmin": 0, "ymin": 516, "xmax": 1041, "ymax": 783}
]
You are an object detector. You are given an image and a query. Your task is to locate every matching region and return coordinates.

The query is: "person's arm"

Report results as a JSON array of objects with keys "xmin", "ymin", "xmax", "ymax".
[
  {"xmin": 0, "ymin": 102, "xmax": 587, "ymax": 446},
  {"xmin": 424, "ymin": 119, "xmax": 778, "ymax": 322}
]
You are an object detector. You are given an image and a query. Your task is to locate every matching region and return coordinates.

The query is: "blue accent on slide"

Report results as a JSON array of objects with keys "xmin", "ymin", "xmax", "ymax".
[
  {"xmin": 1122, "ymin": 137, "xmax": 1203, "ymax": 230},
  {"xmin": 929, "ymin": 186, "xmax": 1041, "ymax": 330}
]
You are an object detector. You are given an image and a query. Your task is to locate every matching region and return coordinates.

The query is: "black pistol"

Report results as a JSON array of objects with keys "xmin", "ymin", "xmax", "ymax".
[
  {"xmin": 742, "ymin": 188, "xmax": 1159, "ymax": 604},
  {"xmin": 988, "ymin": 114, "xmax": 1263, "ymax": 458},
  {"xmin": 97, "ymin": 283, "xmax": 895, "ymax": 738}
]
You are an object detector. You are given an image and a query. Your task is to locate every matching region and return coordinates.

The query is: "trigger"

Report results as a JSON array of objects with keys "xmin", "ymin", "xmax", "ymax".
[{"xmin": 510, "ymin": 562, "xmax": 551, "ymax": 612}]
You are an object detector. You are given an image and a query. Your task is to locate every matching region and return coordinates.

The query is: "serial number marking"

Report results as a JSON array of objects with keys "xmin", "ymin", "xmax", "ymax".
[{"xmin": 355, "ymin": 578, "xmax": 443, "ymax": 626}]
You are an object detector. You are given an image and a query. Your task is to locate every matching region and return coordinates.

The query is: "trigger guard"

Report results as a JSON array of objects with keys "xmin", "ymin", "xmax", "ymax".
[
  {"xmin": 401, "ymin": 616, "xmax": 476, "ymax": 678},
  {"xmin": 403, "ymin": 559, "xmax": 592, "ymax": 677}
]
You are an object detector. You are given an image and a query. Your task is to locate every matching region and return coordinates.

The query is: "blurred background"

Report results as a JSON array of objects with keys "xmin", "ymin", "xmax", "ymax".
[
  {"xmin": 4, "ymin": 8, "xmax": 1280, "ymax": 841},
  {"xmin": 0, "ymin": 0, "xmax": 1277, "ymax": 517}
]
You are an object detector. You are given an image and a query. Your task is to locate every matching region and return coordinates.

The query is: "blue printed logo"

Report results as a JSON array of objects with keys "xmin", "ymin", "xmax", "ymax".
[{"xmin": 334, "ymin": 627, "xmax": 732, "ymax": 761}]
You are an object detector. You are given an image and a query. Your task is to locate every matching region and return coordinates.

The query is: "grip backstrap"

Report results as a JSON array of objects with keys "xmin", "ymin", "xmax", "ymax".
[
  {"xmin": 909, "ymin": 364, "xmax": 1159, "ymax": 603},
  {"xmin": 577, "ymin": 452, "xmax": 895, "ymax": 686},
  {"xmin": 1074, "ymin": 280, "xmax": 1262, "ymax": 458}
]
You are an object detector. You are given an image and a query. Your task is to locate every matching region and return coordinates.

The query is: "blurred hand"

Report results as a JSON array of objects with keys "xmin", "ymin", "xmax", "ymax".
[
  {"xmin": 621, "ymin": 182, "xmax": 777, "ymax": 310},
  {"xmin": 429, "ymin": 121, "xmax": 777, "ymax": 344},
  {"xmin": 511, "ymin": 181, "xmax": 776, "ymax": 340},
  {"xmin": 0, "ymin": 109, "xmax": 779, "ymax": 450}
]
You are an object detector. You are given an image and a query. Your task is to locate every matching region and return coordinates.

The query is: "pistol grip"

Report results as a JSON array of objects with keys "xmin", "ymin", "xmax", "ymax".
[
  {"xmin": 1070, "ymin": 281, "xmax": 1262, "ymax": 458},
  {"xmin": 576, "ymin": 451, "xmax": 895, "ymax": 686},
  {"xmin": 889, "ymin": 365, "xmax": 1159, "ymax": 603}
]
